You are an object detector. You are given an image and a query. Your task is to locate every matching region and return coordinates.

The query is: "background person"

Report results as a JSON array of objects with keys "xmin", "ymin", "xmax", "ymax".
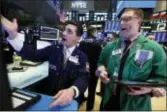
[{"xmin": 79, "ymin": 26, "xmax": 102, "ymax": 110}]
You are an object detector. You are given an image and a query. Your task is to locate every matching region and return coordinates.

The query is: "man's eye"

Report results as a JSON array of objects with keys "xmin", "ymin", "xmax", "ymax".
[{"xmin": 121, "ymin": 18, "xmax": 130, "ymax": 22}]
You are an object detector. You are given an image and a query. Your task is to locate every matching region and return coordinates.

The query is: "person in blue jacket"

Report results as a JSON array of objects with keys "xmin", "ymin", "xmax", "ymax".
[{"xmin": 2, "ymin": 19, "xmax": 89, "ymax": 108}]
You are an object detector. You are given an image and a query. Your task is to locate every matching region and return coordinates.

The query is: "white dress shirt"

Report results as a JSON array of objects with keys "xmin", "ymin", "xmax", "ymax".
[
  {"xmin": 7, "ymin": 33, "xmax": 52, "ymax": 51},
  {"xmin": 63, "ymin": 45, "xmax": 80, "ymax": 98},
  {"xmin": 63, "ymin": 45, "xmax": 76, "ymax": 63}
]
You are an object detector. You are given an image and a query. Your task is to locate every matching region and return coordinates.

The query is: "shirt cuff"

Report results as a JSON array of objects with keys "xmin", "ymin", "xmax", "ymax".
[
  {"xmin": 7, "ymin": 33, "xmax": 25, "ymax": 52},
  {"xmin": 37, "ymin": 41, "xmax": 52, "ymax": 50},
  {"xmin": 71, "ymin": 86, "xmax": 79, "ymax": 98}
]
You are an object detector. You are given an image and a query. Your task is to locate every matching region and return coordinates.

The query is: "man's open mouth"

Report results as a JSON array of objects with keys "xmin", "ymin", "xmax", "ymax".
[
  {"xmin": 121, "ymin": 28, "xmax": 128, "ymax": 31},
  {"xmin": 62, "ymin": 37, "xmax": 66, "ymax": 41}
]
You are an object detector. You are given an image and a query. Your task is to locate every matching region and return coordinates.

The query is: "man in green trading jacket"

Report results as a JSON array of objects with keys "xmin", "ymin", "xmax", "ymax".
[{"xmin": 96, "ymin": 8, "xmax": 167, "ymax": 111}]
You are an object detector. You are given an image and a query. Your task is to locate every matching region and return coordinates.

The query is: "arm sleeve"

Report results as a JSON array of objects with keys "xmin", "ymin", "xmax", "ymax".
[
  {"xmin": 148, "ymin": 44, "xmax": 167, "ymax": 85},
  {"xmin": 18, "ymin": 43, "xmax": 54, "ymax": 62},
  {"xmin": 71, "ymin": 86, "xmax": 79, "ymax": 98},
  {"xmin": 7, "ymin": 33, "xmax": 53, "ymax": 62},
  {"xmin": 7, "ymin": 33, "xmax": 52, "ymax": 51},
  {"xmin": 72, "ymin": 52, "xmax": 89, "ymax": 97},
  {"xmin": 7, "ymin": 33, "xmax": 24, "ymax": 52},
  {"xmin": 97, "ymin": 43, "xmax": 112, "ymax": 67}
]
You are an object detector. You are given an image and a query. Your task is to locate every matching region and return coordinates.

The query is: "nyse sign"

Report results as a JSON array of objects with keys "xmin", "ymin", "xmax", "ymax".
[
  {"xmin": 71, "ymin": 1, "xmax": 87, "ymax": 9},
  {"xmin": 63, "ymin": 1, "xmax": 94, "ymax": 12}
]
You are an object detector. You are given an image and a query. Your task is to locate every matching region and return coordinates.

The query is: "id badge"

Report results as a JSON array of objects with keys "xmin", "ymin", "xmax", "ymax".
[
  {"xmin": 112, "ymin": 49, "xmax": 122, "ymax": 56},
  {"xmin": 135, "ymin": 49, "xmax": 153, "ymax": 67},
  {"xmin": 135, "ymin": 49, "xmax": 153, "ymax": 61},
  {"xmin": 69, "ymin": 56, "xmax": 79, "ymax": 64}
]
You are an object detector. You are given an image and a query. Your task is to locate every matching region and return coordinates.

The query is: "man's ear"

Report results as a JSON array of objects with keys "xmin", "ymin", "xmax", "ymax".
[
  {"xmin": 138, "ymin": 19, "xmax": 142, "ymax": 25},
  {"xmin": 76, "ymin": 36, "xmax": 81, "ymax": 42}
]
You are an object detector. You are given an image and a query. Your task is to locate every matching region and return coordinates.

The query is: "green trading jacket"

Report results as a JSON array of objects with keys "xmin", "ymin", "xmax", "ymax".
[{"xmin": 98, "ymin": 35, "xmax": 167, "ymax": 111}]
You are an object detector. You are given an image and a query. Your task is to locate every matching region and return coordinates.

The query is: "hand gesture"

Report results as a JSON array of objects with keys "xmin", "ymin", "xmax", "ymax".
[
  {"xmin": 126, "ymin": 87, "xmax": 152, "ymax": 95},
  {"xmin": 49, "ymin": 88, "xmax": 75, "ymax": 108},
  {"xmin": 152, "ymin": 88, "xmax": 166, "ymax": 97},
  {"xmin": 1, "ymin": 16, "xmax": 18, "ymax": 39},
  {"xmin": 96, "ymin": 65, "xmax": 110, "ymax": 84}
]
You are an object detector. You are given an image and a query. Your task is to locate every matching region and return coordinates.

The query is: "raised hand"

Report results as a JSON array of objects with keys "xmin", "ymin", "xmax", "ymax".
[
  {"xmin": 56, "ymin": 9, "xmax": 66, "ymax": 23},
  {"xmin": 1, "ymin": 15, "xmax": 18, "ymax": 39}
]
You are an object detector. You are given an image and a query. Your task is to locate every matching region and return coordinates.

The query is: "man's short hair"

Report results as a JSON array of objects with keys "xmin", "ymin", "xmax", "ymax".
[
  {"xmin": 65, "ymin": 21, "xmax": 83, "ymax": 37},
  {"xmin": 87, "ymin": 27, "xmax": 97, "ymax": 38},
  {"xmin": 123, "ymin": 8, "xmax": 144, "ymax": 20}
]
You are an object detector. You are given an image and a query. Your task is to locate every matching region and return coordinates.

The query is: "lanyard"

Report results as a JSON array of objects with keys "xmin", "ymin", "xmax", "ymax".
[{"xmin": 120, "ymin": 34, "xmax": 139, "ymax": 58}]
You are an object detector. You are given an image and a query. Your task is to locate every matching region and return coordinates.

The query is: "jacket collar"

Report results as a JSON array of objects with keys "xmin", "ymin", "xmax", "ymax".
[
  {"xmin": 126, "ymin": 35, "xmax": 148, "ymax": 63},
  {"xmin": 111, "ymin": 35, "xmax": 149, "ymax": 62}
]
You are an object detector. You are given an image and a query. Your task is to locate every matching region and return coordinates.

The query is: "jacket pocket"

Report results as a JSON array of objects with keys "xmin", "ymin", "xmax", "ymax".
[{"xmin": 129, "ymin": 59, "xmax": 152, "ymax": 81}]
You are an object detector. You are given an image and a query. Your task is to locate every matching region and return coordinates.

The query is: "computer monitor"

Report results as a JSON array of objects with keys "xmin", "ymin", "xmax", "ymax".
[
  {"xmin": 153, "ymin": 32, "xmax": 157, "ymax": 40},
  {"xmin": 105, "ymin": 21, "xmax": 109, "ymax": 32},
  {"xmin": 108, "ymin": 22, "xmax": 112, "ymax": 32},
  {"xmin": 82, "ymin": 32, "xmax": 87, "ymax": 39},
  {"xmin": 97, "ymin": 32, "xmax": 103, "ymax": 39},
  {"xmin": 156, "ymin": 32, "xmax": 161, "ymax": 42},
  {"xmin": 39, "ymin": 26, "xmax": 59, "ymax": 41},
  {"xmin": 161, "ymin": 32, "xmax": 167, "ymax": 42}
]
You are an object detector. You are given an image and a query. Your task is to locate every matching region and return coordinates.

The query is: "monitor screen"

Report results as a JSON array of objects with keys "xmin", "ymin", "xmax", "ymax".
[
  {"xmin": 153, "ymin": 32, "xmax": 157, "ymax": 40},
  {"xmin": 161, "ymin": 32, "xmax": 167, "ymax": 42},
  {"xmin": 82, "ymin": 32, "xmax": 87, "ymax": 39},
  {"xmin": 153, "ymin": 32, "xmax": 157, "ymax": 37},
  {"xmin": 156, "ymin": 32, "xmax": 161, "ymax": 42},
  {"xmin": 111, "ymin": 21, "xmax": 115, "ymax": 31},
  {"xmin": 40, "ymin": 26, "xmax": 59, "ymax": 40},
  {"xmin": 116, "ymin": 22, "xmax": 120, "ymax": 30},
  {"xmin": 97, "ymin": 32, "xmax": 103, "ymax": 39},
  {"xmin": 104, "ymin": 21, "xmax": 108, "ymax": 32},
  {"xmin": 108, "ymin": 22, "xmax": 112, "ymax": 32}
]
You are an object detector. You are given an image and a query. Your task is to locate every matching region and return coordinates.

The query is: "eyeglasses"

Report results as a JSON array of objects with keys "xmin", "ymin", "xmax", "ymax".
[{"xmin": 120, "ymin": 16, "xmax": 139, "ymax": 23}]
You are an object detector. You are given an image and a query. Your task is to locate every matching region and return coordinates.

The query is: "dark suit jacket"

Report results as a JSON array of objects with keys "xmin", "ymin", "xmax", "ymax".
[
  {"xmin": 79, "ymin": 39, "xmax": 102, "ymax": 74},
  {"xmin": 18, "ymin": 43, "xmax": 88, "ymax": 102}
]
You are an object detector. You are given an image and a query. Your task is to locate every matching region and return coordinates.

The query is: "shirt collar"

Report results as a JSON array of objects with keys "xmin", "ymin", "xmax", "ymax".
[
  {"xmin": 122, "ymin": 33, "xmax": 139, "ymax": 42},
  {"xmin": 78, "ymin": 37, "xmax": 83, "ymax": 43},
  {"xmin": 130, "ymin": 33, "xmax": 139, "ymax": 42},
  {"xmin": 76, "ymin": 37, "xmax": 82, "ymax": 46},
  {"xmin": 64, "ymin": 45, "xmax": 76, "ymax": 55}
]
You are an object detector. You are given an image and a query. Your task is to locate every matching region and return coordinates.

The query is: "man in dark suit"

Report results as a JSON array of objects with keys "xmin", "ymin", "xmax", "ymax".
[
  {"xmin": 2, "ymin": 18, "xmax": 89, "ymax": 108},
  {"xmin": 79, "ymin": 27, "xmax": 102, "ymax": 110}
]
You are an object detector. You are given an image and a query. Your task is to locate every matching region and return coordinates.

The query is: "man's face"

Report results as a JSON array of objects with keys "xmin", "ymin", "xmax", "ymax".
[
  {"xmin": 62, "ymin": 24, "xmax": 79, "ymax": 47},
  {"xmin": 120, "ymin": 10, "xmax": 141, "ymax": 39}
]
